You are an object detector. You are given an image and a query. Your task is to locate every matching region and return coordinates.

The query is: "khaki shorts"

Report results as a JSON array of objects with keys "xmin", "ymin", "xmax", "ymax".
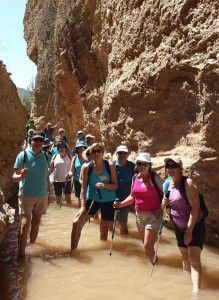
[
  {"xmin": 21, "ymin": 195, "xmax": 48, "ymax": 216},
  {"xmin": 136, "ymin": 211, "xmax": 160, "ymax": 232}
]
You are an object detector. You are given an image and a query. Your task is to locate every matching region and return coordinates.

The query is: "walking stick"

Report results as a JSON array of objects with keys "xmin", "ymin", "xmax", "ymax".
[
  {"xmin": 150, "ymin": 216, "xmax": 165, "ymax": 277},
  {"xmin": 109, "ymin": 209, "xmax": 119, "ymax": 257}
]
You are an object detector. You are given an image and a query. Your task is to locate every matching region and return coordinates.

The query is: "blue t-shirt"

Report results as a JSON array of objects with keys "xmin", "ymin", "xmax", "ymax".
[
  {"xmin": 73, "ymin": 156, "xmax": 85, "ymax": 182},
  {"xmin": 87, "ymin": 165, "xmax": 116, "ymax": 202},
  {"xmin": 14, "ymin": 149, "xmax": 49, "ymax": 197},
  {"xmin": 115, "ymin": 160, "xmax": 135, "ymax": 201}
]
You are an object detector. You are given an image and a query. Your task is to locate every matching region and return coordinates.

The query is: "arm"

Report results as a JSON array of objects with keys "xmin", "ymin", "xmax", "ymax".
[
  {"xmin": 79, "ymin": 164, "xmax": 86, "ymax": 185},
  {"xmin": 12, "ymin": 168, "xmax": 28, "ymax": 182},
  {"xmin": 184, "ymin": 178, "xmax": 200, "ymax": 245},
  {"xmin": 114, "ymin": 194, "xmax": 135, "ymax": 208},
  {"xmin": 80, "ymin": 164, "xmax": 89, "ymax": 211},
  {"xmin": 66, "ymin": 155, "xmax": 75, "ymax": 179}
]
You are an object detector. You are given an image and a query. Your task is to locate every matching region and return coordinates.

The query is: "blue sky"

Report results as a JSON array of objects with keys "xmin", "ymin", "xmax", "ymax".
[{"xmin": 0, "ymin": 0, "xmax": 36, "ymax": 89}]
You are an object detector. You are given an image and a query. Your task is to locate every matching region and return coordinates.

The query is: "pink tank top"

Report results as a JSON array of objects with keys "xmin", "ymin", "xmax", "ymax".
[{"xmin": 132, "ymin": 175, "xmax": 160, "ymax": 212}]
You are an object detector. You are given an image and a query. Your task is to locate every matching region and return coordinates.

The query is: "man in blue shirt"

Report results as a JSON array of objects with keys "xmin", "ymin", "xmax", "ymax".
[
  {"xmin": 114, "ymin": 145, "xmax": 135, "ymax": 234},
  {"xmin": 13, "ymin": 131, "xmax": 49, "ymax": 259}
]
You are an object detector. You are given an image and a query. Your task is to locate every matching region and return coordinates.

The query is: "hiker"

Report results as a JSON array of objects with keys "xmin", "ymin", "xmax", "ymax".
[
  {"xmin": 23, "ymin": 128, "xmax": 35, "ymax": 149},
  {"xmin": 56, "ymin": 128, "xmax": 69, "ymax": 144},
  {"xmin": 66, "ymin": 140, "xmax": 88, "ymax": 207},
  {"xmin": 161, "ymin": 157, "xmax": 205, "ymax": 295},
  {"xmin": 12, "ymin": 131, "xmax": 49, "ymax": 259},
  {"xmin": 76, "ymin": 130, "xmax": 86, "ymax": 144},
  {"xmin": 70, "ymin": 143, "xmax": 118, "ymax": 250},
  {"xmin": 50, "ymin": 142, "xmax": 72, "ymax": 205},
  {"xmin": 85, "ymin": 133, "xmax": 95, "ymax": 146},
  {"xmin": 44, "ymin": 122, "xmax": 58, "ymax": 141},
  {"xmin": 114, "ymin": 152, "xmax": 163, "ymax": 263},
  {"xmin": 25, "ymin": 117, "xmax": 36, "ymax": 140},
  {"xmin": 114, "ymin": 145, "xmax": 135, "ymax": 234}
]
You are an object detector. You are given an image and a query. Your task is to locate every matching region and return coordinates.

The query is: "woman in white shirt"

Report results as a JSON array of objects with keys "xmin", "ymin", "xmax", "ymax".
[{"xmin": 50, "ymin": 142, "xmax": 72, "ymax": 205}]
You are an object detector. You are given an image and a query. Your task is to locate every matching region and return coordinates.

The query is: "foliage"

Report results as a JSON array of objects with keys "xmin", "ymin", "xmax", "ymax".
[{"xmin": 18, "ymin": 79, "xmax": 35, "ymax": 114}]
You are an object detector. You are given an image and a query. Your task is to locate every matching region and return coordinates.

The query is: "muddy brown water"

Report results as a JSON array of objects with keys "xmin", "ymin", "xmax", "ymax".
[{"xmin": 0, "ymin": 199, "xmax": 219, "ymax": 300}]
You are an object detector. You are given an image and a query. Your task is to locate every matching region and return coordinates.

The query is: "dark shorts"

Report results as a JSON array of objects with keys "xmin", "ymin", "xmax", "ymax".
[
  {"xmin": 174, "ymin": 218, "xmax": 205, "ymax": 249},
  {"xmin": 74, "ymin": 180, "xmax": 81, "ymax": 198},
  {"xmin": 53, "ymin": 181, "xmax": 72, "ymax": 196},
  {"xmin": 86, "ymin": 200, "xmax": 115, "ymax": 221}
]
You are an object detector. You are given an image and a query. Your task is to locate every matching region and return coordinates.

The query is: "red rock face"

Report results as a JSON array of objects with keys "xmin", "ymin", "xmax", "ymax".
[
  {"xmin": 24, "ymin": 0, "xmax": 219, "ymax": 245},
  {"xmin": 0, "ymin": 61, "xmax": 27, "ymax": 199}
]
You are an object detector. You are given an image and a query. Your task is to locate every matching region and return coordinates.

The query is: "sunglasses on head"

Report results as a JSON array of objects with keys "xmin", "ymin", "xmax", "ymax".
[
  {"xmin": 117, "ymin": 151, "xmax": 127, "ymax": 155},
  {"xmin": 137, "ymin": 161, "xmax": 150, "ymax": 167},
  {"xmin": 165, "ymin": 162, "xmax": 180, "ymax": 169},
  {"xmin": 91, "ymin": 149, "xmax": 102, "ymax": 154}
]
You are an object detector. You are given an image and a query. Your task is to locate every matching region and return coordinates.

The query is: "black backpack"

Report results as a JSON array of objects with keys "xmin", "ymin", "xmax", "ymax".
[
  {"xmin": 180, "ymin": 176, "xmax": 208, "ymax": 218},
  {"xmin": 132, "ymin": 171, "xmax": 163, "ymax": 202}
]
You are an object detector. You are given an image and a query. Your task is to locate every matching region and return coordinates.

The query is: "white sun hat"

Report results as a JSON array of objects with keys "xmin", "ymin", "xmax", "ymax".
[{"xmin": 136, "ymin": 152, "xmax": 151, "ymax": 163}]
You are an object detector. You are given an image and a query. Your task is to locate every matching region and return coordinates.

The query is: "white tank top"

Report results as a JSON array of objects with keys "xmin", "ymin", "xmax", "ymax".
[{"xmin": 53, "ymin": 154, "xmax": 71, "ymax": 182}]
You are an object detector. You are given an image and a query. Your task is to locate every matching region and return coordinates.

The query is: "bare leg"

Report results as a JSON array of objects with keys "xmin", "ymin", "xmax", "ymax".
[
  {"xmin": 119, "ymin": 222, "xmax": 129, "ymax": 235},
  {"xmin": 144, "ymin": 229, "xmax": 158, "ymax": 264},
  {"xmin": 77, "ymin": 198, "xmax": 81, "ymax": 207},
  {"xmin": 65, "ymin": 194, "xmax": 71, "ymax": 205},
  {"xmin": 178, "ymin": 247, "xmax": 191, "ymax": 271},
  {"xmin": 100, "ymin": 220, "xmax": 112, "ymax": 240},
  {"xmin": 188, "ymin": 246, "xmax": 202, "ymax": 293},
  {"xmin": 71, "ymin": 213, "xmax": 88, "ymax": 250},
  {"xmin": 30, "ymin": 214, "xmax": 41, "ymax": 243},
  {"xmin": 19, "ymin": 214, "xmax": 31, "ymax": 258}
]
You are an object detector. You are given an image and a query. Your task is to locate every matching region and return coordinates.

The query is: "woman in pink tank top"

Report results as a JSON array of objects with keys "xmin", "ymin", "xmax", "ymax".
[
  {"xmin": 162, "ymin": 157, "xmax": 205, "ymax": 296},
  {"xmin": 114, "ymin": 152, "xmax": 163, "ymax": 264}
]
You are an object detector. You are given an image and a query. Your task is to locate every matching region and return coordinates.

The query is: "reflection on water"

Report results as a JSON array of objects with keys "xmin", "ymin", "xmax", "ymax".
[{"xmin": 1, "ymin": 200, "xmax": 219, "ymax": 300}]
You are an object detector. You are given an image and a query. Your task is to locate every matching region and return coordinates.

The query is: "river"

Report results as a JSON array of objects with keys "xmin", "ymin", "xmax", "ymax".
[{"xmin": 0, "ymin": 199, "xmax": 219, "ymax": 300}]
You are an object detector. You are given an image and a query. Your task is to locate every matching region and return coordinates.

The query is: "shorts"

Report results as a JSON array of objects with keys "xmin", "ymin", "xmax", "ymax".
[
  {"xmin": 21, "ymin": 195, "xmax": 48, "ymax": 216},
  {"xmin": 174, "ymin": 218, "xmax": 205, "ymax": 249},
  {"xmin": 74, "ymin": 180, "xmax": 81, "ymax": 198},
  {"xmin": 117, "ymin": 206, "xmax": 130, "ymax": 224},
  {"xmin": 53, "ymin": 181, "xmax": 72, "ymax": 196},
  {"xmin": 86, "ymin": 200, "xmax": 115, "ymax": 221},
  {"xmin": 136, "ymin": 211, "xmax": 160, "ymax": 231}
]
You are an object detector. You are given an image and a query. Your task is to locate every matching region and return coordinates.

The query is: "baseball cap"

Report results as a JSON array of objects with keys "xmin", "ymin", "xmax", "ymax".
[
  {"xmin": 86, "ymin": 134, "xmax": 95, "ymax": 139},
  {"xmin": 136, "ymin": 152, "xmax": 151, "ymax": 163},
  {"xmin": 116, "ymin": 145, "xmax": 128, "ymax": 153},
  {"xmin": 32, "ymin": 131, "xmax": 44, "ymax": 141},
  {"xmin": 75, "ymin": 140, "xmax": 88, "ymax": 148},
  {"xmin": 164, "ymin": 157, "xmax": 182, "ymax": 165}
]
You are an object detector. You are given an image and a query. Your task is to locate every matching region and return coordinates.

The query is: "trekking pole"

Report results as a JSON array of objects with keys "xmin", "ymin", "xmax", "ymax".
[
  {"xmin": 109, "ymin": 209, "xmax": 119, "ymax": 257},
  {"xmin": 150, "ymin": 216, "xmax": 165, "ymax": 277}
]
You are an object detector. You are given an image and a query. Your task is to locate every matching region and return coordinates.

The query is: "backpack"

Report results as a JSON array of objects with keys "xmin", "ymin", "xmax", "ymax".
[
  {"xmin": 132, "ymin": 171, "xmax": 163, "ymax": 202},
  {"xmin": 180, "ymin": 176, "xmax": 208, "ymax": 218},
  {"xmin": 87, "ymin": 160, "xmax": 112, "ymax": 185}
]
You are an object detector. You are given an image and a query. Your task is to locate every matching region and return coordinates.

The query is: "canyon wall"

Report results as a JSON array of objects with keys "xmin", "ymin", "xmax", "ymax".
[
  {"xmin": 0, "ymin": 61, "xmax": 27, "ymax": 199},
  {"xmin": 24, "ymin": 0, "xmax": 219, "ymax": 245},
  {"xmin": 0, "ymin": 61, "xmax": 27, "ymax": 242}
]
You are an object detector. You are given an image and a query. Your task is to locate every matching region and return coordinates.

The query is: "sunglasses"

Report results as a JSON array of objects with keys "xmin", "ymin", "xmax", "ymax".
[
  {"xmin": 137, "ymin": 161, "xmax": 150, "ymax": 167},
  {"xmin": 77, "ymin": 146, "xmax": 85, "ymax": 150},
  {"xmin": 33, "ymin": 138, "xmax": 44, "ymax": 142},
  {"xmin": 165, "ymin": 163, "xmax": 180, "ymax": 169},
  {"xmin": 117, "ymin": 151, "xmax": 128, "ymax": 155},
  {"xmin": 91, "ymin": 149, "xmax": 102, "ymax": 154}
]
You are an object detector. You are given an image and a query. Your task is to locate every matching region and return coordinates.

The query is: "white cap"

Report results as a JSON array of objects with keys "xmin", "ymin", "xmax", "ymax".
[
  {"xmin": 164, "ymin": 157, "xmax": 182, "ymax": 165},
  {"xmin": 86, "ymin": 134, "xmax": 95, "ymax": 139},
  {"xmin": 116, "ymin": 145, "xmax": 128, "ymax": 153},
  {"xmin": 136, "ymin": 152, "xmax": 151, "ymax": 163}
]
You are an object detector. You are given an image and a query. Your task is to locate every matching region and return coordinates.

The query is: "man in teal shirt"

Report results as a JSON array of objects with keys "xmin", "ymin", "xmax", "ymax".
[{"xmin": 13, "ymin": 131, "xmax": 49, "ymax": 259}]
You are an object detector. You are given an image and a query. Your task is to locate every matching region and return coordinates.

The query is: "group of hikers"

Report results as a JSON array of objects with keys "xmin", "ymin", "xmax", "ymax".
[{"xmin": 12, "ymin": 117, "xmax": 207, "ymax": 296}]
